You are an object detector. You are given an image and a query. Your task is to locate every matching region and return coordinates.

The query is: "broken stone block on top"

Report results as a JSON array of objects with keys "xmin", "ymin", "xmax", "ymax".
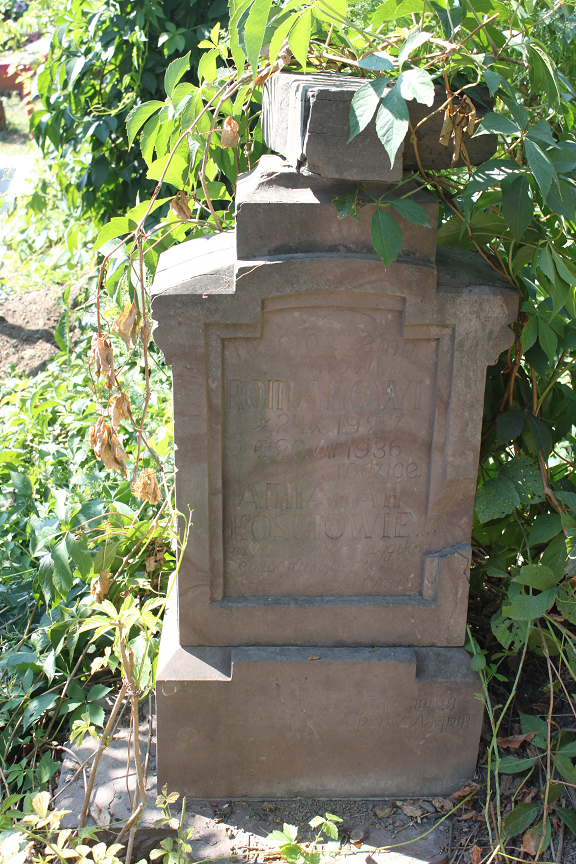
[{"xmin": 262, "ymin": 72, "xmax": 497, "ymax": 177}]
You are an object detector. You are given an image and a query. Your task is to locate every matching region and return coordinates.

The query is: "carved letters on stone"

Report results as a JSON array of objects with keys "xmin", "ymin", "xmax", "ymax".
[{"xmin": 207, "ymin": 297, "xmax": 454, "ymax": 601}]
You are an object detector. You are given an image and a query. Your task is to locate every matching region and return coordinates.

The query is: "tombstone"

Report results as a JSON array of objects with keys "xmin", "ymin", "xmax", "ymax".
[{"xmin": 152, "ymin": 72, "xmax": 518, "ymax": 798}]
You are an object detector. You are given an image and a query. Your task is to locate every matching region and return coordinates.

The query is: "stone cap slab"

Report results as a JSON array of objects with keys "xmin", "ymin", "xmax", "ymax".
[
  {"xmin": 236, "ymin": 155, "xmax": 439, "ymax": 262},
  {"xmin": 262, "ymin": 72, "xmax": 497, "ymax": 179}
]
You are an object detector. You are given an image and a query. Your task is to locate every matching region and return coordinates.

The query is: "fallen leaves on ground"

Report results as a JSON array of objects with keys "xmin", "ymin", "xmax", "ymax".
[
  {"xmin": 374, "ymin": 805, "xmax": 395, "ymax": 818},
  {"xmin": 396, "ymin": 802, "xmax": 424, "ymax": 819},
  {"xmin": 90, "ymin": 804, "xmax": 111, "ymax": 827},
  {"xmin": 470, "ymin": 845, "xmax": 482, "ymax": 864},
  {"xmin": 521, "ymin": 831, "xmax": 538, "ymax": 857},
  {"xmin": 497, "ymin": 732, "xmax": 536, "ymax": 750},
  {"xmin": 432, "ymin": 798, "xmax": 454, "ymax": 812},
  {"xmin": 452, "ymin": 782, "xmax": 480, "ymax": 801}
]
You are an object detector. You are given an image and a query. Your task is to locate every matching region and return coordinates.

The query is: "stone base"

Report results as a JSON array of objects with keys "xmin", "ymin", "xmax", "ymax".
[{"xmin": 156, "ymin": 604, "xmax": 483, "ymax": 798}]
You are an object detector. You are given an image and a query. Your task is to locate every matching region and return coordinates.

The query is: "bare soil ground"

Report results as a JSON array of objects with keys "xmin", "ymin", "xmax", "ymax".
[{"xmin": 0, "ymin": 284, "xmax": 62, "ymax": 377}]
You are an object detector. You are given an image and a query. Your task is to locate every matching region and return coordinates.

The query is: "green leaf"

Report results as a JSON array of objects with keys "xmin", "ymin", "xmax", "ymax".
[
  {"xmin": 483, "ymin": 70, "xmax": 502, "ymax": 97},
  {"xmin": 475, "ymin": 112, "xmax": 520, "ymax": 136},
  {"xmin": 475, "ymin": 476, "xmax": 520, "ymax": 523},
  {"xmin": 525, "ymin": 139, "xmax": 557, "ymax": 201},
  {"xmin": 37, "ymin": 750, "xmax": 59, "ymax": 786},
  {"xmin": 497, "ymin": 755, "xmax": 538, "ymax": 774},
  {"xmin": 555, "ymin": 806, "xmax": 576, "ymax": 837},
  {"xmin": 314, "ymin": 0, "xmax": 347, "ymax": 24},
  {"xmin": 372, "ymin": 0, "xmax": 423, "ymax": 25},
  {"xmin": 357, "ymin": 51, "xmax": 394, "ymax": 72},
  {"xmin": 501, "ymin": 455, "xmax": 545, "ymax": 505},
  {"xmin": 512, "ymin": 564, "xmax": 560, "ymax": 590},
  {"xmin": 371, "ymin": 208, "xmax": 404, "ymax": 268},
  {"xmin": 521, "ymin": 315, "xmax": 538, "ymax": 351},
  {"xmin": 52, "ymin": 538, "xmax": 73, "ymax": 598},
  {"xmin": 349, "ymin": 79, "xmax": 390, "ymax": 142},
  {"xmin": 519, "ymin": 711, "xmax": 548, "ymax": 745},
  {"xmin": 551, "ymin": 249, "xmax": 576, "ymax": 286},
  {"xmin": 525, "ymin": 118, "xmax": 557, "ymax": 148},
  {"xmin": 23, "ymin": 693, "xmax": 58, "ymax": 731},
  {"xmin": 146, "ymin": 154, "xmax": 188, "ymax": 188},
  {"xmin": 288, "ymin": 9, "xmax": 312, "ymax": 70},
  {"xmin": 528, "ymin": 514, "xmax": 562, "ymax": 547},
  {"xmin": 527, "ymin": 413, "xmax": 553, "ymax": 458},
  {"xmin": 504, "ymin": 803, "xmax": 540, "ymax": 837},
  {"xmin": 245, "ymin": 0, "xmax": 273, "ymax": 75},
  {"xmin": 37, "ymin": 554, "xmax": 55, "ymax": 606},
  {"xmin": 470, "ymin": 653, "xmax": 486, "ymax": 671},
  {"xmin": 496, "ymin": 410, "xmax": 526, "ymax": 443},
  {"xmin": 388, "ymin": 198, "xmax": 430, "ymax": 226},
  {"xmin": 95, "ymin": 217, "xmax": 133, "ymax": 252},
  {"xmin": 375, "ymin": 85, "xmax": 409, "ymax": 165},
  {"xmin": 397, "ymin": 30, "xmax": 431, "ymax": 67},
  {"xmin": 65, "ymin": 533, "xmax": 92, "ymax": 578},
  {"xmin": 555, "ymin": 753, "xmax": 576, "ymax": 784},
  {"xmin": 540, "ymin": 532, "xmax": 567, "ymax": 577},
  {"xmin": 268, "ymin": 14, "xmax": 297, "ymax": 66},
  {"xmin": 398, "ymin": 67, "xmax": 434, "ymax": 106},
  {"xmin": 164, "ymin": 52, "xmax": 191, "ymax": 98},
  {"xmin": 557, "ymin": 587, "xmax": 576, "ymax": 624},
  {"xmin": 502, "ymin": 175, "xmax": 533, "ymax": 242},
  {"xmin": 126, "ymin": 101, "xmax": 164, "ymax": 148},
  {"xmin": 539, "ymin": 245, "xmax": 556, "ymax": 282},
  {"xmin": 502, "ymin": 587, "xmax": 557, "ymax": 621},
  {"xmin": 54, "ymin": 313, "xmax": 70, "ymax": 353}
]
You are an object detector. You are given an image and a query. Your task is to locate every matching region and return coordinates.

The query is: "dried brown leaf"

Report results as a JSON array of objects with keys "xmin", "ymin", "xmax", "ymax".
[
  {"xmin": 521, "ymin": 786, "xmax": 539, "ymax": 804},
  {"xmin": 307, "ymin": 654, "xmax": 322, "ymax": 661},
  {"xmin": 452, "ymin": 121, "xmax": 463, "ymax": 165},
  {"xmin": 451, "ymin": 781, "xmax": 480, "ymax": 801},
  {"xmin": 100, "ymin": 429, "xmax": 128, "ymax": 477},
  {"xmin": 140, "ymin": 316, "xmax": 151, "ymax": 347},
  {"xmin": 461, "ymin": 95, "xmax": 476, "ymax": 135},
  {"xmin": 132, "ymin": 468, "xmax": 162, "ymax": 504},
  {"xmin": 497, "ymin": 732, "xmax": 536, "ymax": 751},
  {"xmin": 374, "ymin": 805, "xmax": 394, "ymax": 818},
  {"xmin": 88, "ymin": 334, "xmax": 115, "ymax": 389},
  {"xmin": 170, "ymin": 190, "xmax": 193, "ymax": 221},
  {"xmin": 90, "ymin": 804, "xmax": 111, "ymax": 827},
  {"xmin": 432, "ymin": 797, "xmax": 453, "ymax": 812},
  {"xmin": 89, "ymin": 416, "xmax": 108, "ymax": 460},
  {"xmin": 521, "ymin": 831, "xmax": 538, "ymax": 857},
  {"xmin": 112, "ymin": 300, "xmax": 140, "ymax": 351},
  {"xmin": 110, "ymin": 392, "xmax": 131, "ymax": 429},
  {"xmin": 221, "ymin": 116, "xmax": 239, "ymax": 148},
  {"xmin": 470, "ymin": 845, "xmax": 482, "ymax": 864},
  {"xmin": 397, "ymin": 803, "xmax": 424, "ymax": 819},
  {"xmin": 439, "ymin": 110, "xmax": 453, "ymax": 146},
  {"xmin": 91, "ymin": 571, "xmax": 111, "ymax": 603}
]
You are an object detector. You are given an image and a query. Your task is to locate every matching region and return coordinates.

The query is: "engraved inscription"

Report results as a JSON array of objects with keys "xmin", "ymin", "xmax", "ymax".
[
  {"xmin": 221, "ymin": 307, "xmax": 439, "ymax": 598},
  {"xmin": 345, "ymin": 695, "xmax": 471, "ymax": 735}
]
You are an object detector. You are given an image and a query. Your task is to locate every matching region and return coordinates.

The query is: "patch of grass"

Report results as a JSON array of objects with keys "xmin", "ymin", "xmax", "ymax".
[{"xmin": 0, "ymin": 92, "xmax": 31, "ymax": 156}]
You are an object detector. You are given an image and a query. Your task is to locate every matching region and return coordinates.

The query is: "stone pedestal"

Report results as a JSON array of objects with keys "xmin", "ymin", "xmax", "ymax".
[{"xmin": 152, "ymin": 74, "xmax": 518, "ymax": 797}]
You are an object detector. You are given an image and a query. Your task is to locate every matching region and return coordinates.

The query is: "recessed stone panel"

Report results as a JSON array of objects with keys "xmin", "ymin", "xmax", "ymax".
[{"xmin": 217, "ymin": 303, "xmax": 438, "ymax": 599}]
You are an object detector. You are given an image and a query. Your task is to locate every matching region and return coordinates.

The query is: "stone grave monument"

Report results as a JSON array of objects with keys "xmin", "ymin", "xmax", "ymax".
[{"xmin": 152, "ymin": 73, "xmax": 518, "ymax": 798}]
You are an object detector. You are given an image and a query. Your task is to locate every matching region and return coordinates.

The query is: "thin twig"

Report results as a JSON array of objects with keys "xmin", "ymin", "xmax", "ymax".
[{"xmin": 78, "ymin": 681, "xmax": 128, "ymax": 830}]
